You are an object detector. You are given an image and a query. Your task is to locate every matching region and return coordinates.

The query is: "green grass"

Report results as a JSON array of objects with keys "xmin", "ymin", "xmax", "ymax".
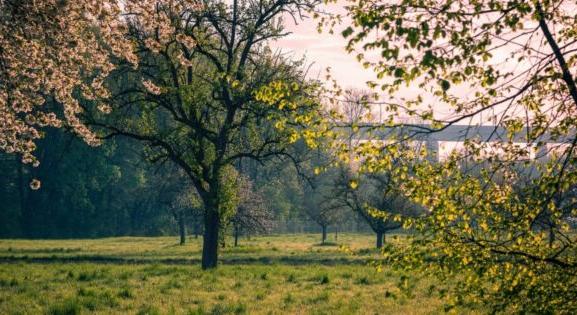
[{"xmin": 0, "ymin": 234, "xmax": 479, "ymax": 314}]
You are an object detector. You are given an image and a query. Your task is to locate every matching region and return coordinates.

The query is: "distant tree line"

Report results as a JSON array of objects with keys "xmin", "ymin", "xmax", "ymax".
[
  {"xmin": 0, "ymin": 129, "xmax": 173, "ymax": 238},
  {"xmin": 0, "ymin": 126, "xmax": 404, "ymax": 244}
]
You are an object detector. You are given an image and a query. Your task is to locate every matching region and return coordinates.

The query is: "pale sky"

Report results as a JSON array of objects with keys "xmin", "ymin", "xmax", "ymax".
[
  {"xmin": 272, "ymin": 8, "xmax": 374, "ymax": 91},
  {"xmin": 269, "ymin": 5, "xmax": 569, "ymax": 161},
  {"xmin": 271, "ymin": 7, "xmax": 543, "ymax": 125},
  {"xmin": 271, "ymin": 9, "xmax": 453, "ymax": 121}
]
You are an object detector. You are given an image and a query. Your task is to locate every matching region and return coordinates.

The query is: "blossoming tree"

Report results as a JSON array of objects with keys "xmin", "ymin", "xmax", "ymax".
[{"xmin": 0, "ymin": 0, "xmax": 135, "ymax": 178}]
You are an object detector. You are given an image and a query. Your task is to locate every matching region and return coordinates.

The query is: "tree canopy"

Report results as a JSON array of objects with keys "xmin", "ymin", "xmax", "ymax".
[
  {"xmin": 0, "ymin": 0, "xmax": 137, "ymax": 169},
  {"xmin": 84, "ymin": 0, "xmax": 326, "ymax": 269},
  {"xmin": 333, "ymin": 0, "xmax": 577, "ymax": 312}
]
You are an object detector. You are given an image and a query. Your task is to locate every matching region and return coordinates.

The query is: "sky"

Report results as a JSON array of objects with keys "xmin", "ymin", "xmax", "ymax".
[
  {"xmin": 270, "ymin": 8, "xmax": 453, "ymax": 122},
  {"xmin": 267, "ymin": 4, "xmax": 572, "ymax": 161},
  {"xmin": 269, "ymin": 8, "xmax": 524, "ymax": 158},
  {"xmin": 271, "ymin": 7, "xmax": 374, "ymax": 91},
  {"xmin": 270, "ymin": 6, "xmax": 538, "ymax": 125}
]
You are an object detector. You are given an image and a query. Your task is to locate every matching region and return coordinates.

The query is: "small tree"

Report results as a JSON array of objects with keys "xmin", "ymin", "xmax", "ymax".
[
  {"xmin": 229, "ymin": 176, "xmax": 274, "ymax": 247},
  {"xmin": 170, "ymin": 186, "xmax": 202, "ymax": 245},
  {"xmin": 303, "ymin": 168, "xmax": 346, "ymax": 244},
  {"xmin": 331, "ymin": 167, "xmax": 420, "ymax": 249},
  {"xmin": 189, "ymin": 206, "xmax": 204, "ymax": 239},
  {"xmin": 152, "ymin": 166, "xmax": 202, "ymax": 245}
]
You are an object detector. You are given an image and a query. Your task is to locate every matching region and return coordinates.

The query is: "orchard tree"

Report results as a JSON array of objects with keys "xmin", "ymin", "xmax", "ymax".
[
  {"xmin": 328, "ymin": 88, "xmax": 410, "ymax": 249},
  {"xmin": 303, "ymin": 166, "xmax": 347, "ymax": 244},
  {"xmin": 229, "ymin": 176, "xmax": 274, "ymax": 247},
  {"xmin": 89, "ymin": 0, "xmax": 326, "ymax": 269},
  {"xmin": 333, "ymin": 0, "xmax": 577, "ymax": 312},
  {"xmin": 169, "ymin": 182, "xmax": 202, "ymax": 245},
  {"xmin": 330, "ymin": 165, "xmax": 421, "ymax": 249}
]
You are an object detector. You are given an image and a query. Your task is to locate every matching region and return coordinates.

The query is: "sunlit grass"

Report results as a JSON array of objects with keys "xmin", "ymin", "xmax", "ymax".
[
  {"xmin": 0, "ymin": 234, "xmax": 479, "ymax": 314},
  {"xmin": 0, "ymin": 233, "xmax": 391, "ymax": 262}
]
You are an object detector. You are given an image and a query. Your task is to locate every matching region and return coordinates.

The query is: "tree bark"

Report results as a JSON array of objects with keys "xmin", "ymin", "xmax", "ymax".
[
  {"xmin": 202, "ymin": 209, "xmax": 219, "ymax": 269},
  {"xmin": 16, "ymin": 156, "xmax": 28, "ymax": 237},
  {"xmin": 376, "ymin": 231, "xmax": 384, "ymax": 249},
  {"xmin": 321, "ymin": 225, "xmax": 327, "ymax": 244},
  {"xmin": 537, "ymin": 3, "xmax": 577, "ymax": 107},
  {"xmin": 194, "ymin": 218, "xmax": 201, "ymax": 239},
  {"xmin": 178, "ymin": 211, "xmax": 186, "ymax": 245},
  {"xmin": 548, "ymin": 223, "xmax": 555, "ymax": 248},
  {"xmin": 234, "ymin": 225, "xmax": 239, "ymax": 247},
  {"xmin": 335, "ymin": 226, "xmax": 338, "ymax": 241}
]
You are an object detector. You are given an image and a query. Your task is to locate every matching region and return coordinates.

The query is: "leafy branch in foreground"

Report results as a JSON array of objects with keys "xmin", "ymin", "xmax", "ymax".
[{"xmin": 326, "ymin": 0, "xmax": 577, "ymax": 312}]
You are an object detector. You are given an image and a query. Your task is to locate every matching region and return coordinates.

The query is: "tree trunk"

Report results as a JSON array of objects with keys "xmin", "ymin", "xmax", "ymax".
[
  {"xmin": 376, "ymin": 231, "xmax": 384, "ymax": 249},
  {"xmin": 17, "ymin": 156, "xmax": 28, "ymax": 237},
  {"xmin": 335, "ymin": 226, "xmax": 338, "ymax": 242},
  {"xmin": 202, "ymin": 210, "xmax": 219, "ymax": 269},
  {"xmin": 234, "ymin": 226, "xmax": 239, "ymax": 247},
  {"xmin": 178, "ymin": 211, "xmax": 186, "ymax": 245},
  {"xmin": 321, "ymin": 225, "xmax": 327, "ymax": 244},
  {"xmin": 194, "ymin": 219, "xmax": 201, "ymax": 239},
  {"xmin": 548, "ymin": 223, "xmax": 555, "ymax": 248}
]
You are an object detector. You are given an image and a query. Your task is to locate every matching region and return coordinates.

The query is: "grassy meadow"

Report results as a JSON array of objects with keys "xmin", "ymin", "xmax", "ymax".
[{"xmin": 0, "ymin": 234, "xmax": 477, "ymax": 314}]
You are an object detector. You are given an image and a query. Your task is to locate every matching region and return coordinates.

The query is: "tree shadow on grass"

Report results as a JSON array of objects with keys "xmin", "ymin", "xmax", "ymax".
[
  {"xmin": 313, "ymin": 242, "xmax": 339, "ymax": 247},
  {"xmin": 0, "ymin": 254, "xmax": 376, "ymax": 266}
]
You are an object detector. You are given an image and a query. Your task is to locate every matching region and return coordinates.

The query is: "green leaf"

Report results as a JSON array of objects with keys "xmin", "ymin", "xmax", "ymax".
[
  {"xmin": 341, "ymin": 26, "xmax": 354, "ymax": 38},
  {"xmin": 439, "ymin": 79, "xmax": 450, "ymax": 91}
]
